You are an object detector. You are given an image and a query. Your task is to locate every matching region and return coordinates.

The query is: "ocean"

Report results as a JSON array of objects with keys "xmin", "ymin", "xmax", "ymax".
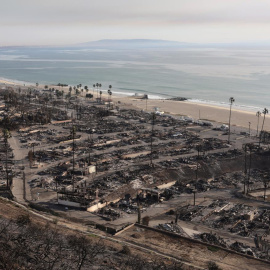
[{"xmin": 0, "ymin": 46, "xmax": 270, "ymax": 112}]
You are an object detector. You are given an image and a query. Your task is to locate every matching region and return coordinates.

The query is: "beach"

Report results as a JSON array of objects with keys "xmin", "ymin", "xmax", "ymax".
[
  {"xmin": 113, "ymin": 96, "xmax": 270, "ymax": 132},
  {"xmin": 0, "ymin": 79, "xmax": 269, "ymax": 132},
  {"xmin": 0, "ymin": 79, "xmax": 17, "ymax": 85}
]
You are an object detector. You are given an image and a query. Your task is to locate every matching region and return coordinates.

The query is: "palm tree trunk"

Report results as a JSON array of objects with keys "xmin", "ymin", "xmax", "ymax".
[
  {"xmin": 259, "ymin": 115, "xmax": 266, "ymax": 147},
  {"xmin": 228, "ymin": 104, "xmax": 232, "ymax": 143},
  {"xmin": 256, "ymin": 115, "xmax": 260, "ymax": 137},
  {"xmin": 247, "ymin": 149, "xmax": 252, "ymax": 193},
  {"xmin": 243, "ymin": 145, "xmax": 247, "ymax": 194}
]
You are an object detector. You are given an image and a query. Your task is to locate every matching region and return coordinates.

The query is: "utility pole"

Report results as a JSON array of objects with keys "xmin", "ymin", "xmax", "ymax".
[
  {"xmin": 88, "ymin": 133, "xmax": 93, "ymax": 165},
  {"xmin": 145, "ymin": 95, "xmax": 148, "ymax": 111},
  {"xmin": 243, "ymin": 144, "xmax": 247, "ymax": 195},
  {"xmin": 71, "ymin": 125, "xmax": 76, "ymax": 192},
  {"xmin": 264, "ymin": 178, "xmax": 268, "ymax": 201},
  {"xmin": 137, "ymin": 201, "xmax": 141, "ymax": 224},
  {"xmin": 247, "ymin": 144, "xmax": 253, "ymax": 193},
  {"xmin": 150, "ymin": 112, "xmax": 156, "ymax": 167},
  {"xmin": 228, "ymin": 97, "xmax": 235, "ymax": 144},
  {"xmin": 193, "ymin": 189, "xmax": 197, "ymax": 206},
  {"xmin": 55, "ymin": 177, "xmax": 59, "ymax": 201},
  {"xmin": 196, "ymin": 160, "xmax": 199, "ymax": 180},
  {"xmin": 32, "ymin": 143, "xmax": 35, "ymax": 158},
  {"xmin": 3, "ymin": 129, "xmax": 9, "ymax": 188},
  {"xmin": 195, "ymin": 144, "xmax": 202, "ymax": 181},
  {"xmin": 23, "ymin": 172, "xmax": 26, "ymax": 201}
]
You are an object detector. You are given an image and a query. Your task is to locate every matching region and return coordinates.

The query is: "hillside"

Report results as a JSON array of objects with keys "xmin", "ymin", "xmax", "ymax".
[{"xmin": 0, "ymin": 197, "xmax": 270, "ymax": 269}]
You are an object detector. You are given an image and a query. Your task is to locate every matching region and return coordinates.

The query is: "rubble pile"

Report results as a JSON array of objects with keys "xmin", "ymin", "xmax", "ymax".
[
  {"xmin": 196, "ymin": 232, "xmax": 228, "ymax": 248},
  {"xmin": 156, "ymin": 223, "xmax": 188, "ymax": 236},
  {"xmin": 176, "ymin": 205, "xmax": 204, "ymax": 221},
  {"xmin": 230, "ymin": 241, "xmax": 257, "ymax": 257}
]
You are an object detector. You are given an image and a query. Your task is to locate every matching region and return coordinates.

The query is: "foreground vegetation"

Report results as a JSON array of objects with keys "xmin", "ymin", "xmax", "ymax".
[{"xmin": 0, "ymin": 214, "xmax": 185, "ymax": 270}]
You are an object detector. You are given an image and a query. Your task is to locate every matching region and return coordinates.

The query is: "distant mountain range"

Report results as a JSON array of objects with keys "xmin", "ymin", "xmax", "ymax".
[
  {"xmin": 2, "ymin": 39, "xmax": 270, "ymax": 49},
  {"xmin": 76, "ymin": 39, "xmax": 193, "ymax": 49},
  {"xmin": 73, "ymin": 39, "xmax": 270, "ymax": 50}
]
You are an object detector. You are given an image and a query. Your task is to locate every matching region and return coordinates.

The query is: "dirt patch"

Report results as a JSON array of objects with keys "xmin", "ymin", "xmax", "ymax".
[{"xmin": 117, "ymin": 225, "xmax": 270, "ymax": 270}]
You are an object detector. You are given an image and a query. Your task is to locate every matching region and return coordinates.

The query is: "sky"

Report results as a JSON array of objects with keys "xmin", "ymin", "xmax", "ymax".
[{"xmin": 1, "ymin": 0, "xmax": 270, "ymax": 46}]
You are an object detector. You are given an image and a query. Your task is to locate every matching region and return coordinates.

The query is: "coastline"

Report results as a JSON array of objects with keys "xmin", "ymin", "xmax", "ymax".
[
  {"xmin": 0, "ymin": 77, "xmax": 269, "ymax": 131},
  {"xmin": 0, "ymin": 79, "xmax": 18, "ymax": 85},
  {"xmin": 113, "ymin": 96, "xmax": 270, "ymax": 131}
]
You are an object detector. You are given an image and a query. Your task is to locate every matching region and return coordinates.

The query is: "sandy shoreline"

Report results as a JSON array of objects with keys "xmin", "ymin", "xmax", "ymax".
[
  {"xmin": 0, "ymin": 79, "xmax": 18, "ymax": 85},
  {"xmin": 113, "ymin": 96, "xmax": 270, "ymax": 132},
  {"xmin": 0, "ymin": 79, "xmax": 269, "ymax": 131}
]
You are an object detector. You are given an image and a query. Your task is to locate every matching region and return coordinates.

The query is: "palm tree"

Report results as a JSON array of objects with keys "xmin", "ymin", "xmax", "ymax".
[
  {"xmin": 99, "ymin": 91, "xmax": 102, "ymax": 103},
  {"xmin": 98, "ymin": 83, "xmax": 102, "ymax": 99},
  {"xmin": 228, "ymin": 97, "xmax": 235, "ymax": 143},
  {"xmin": 259, "ymin": 108, "xmax": 268, "ymax": 147},
  {"xmin": 256, "ymin": 111, "xmax": 261, "ymax": 137},
  {"xmin": 93, "ymin": 84, "xmax": 95, "ymax": 95},
  {"xmin": 108, "ymin": 85, "xmax": 112, "ymax": 98},
  {"xmin": 261, "ymin": 108, "xmax": 268, "ymax": 132},
  {"xmin": 107, "ymin": 89, "xmax": 112, "ymax": 108},
  {"xmin": 95, "ymin": 83, "xmax": 99, "ymax": 100},
  {"xmin": 109, "ymin": 90, "xmax": 112, "ymax": 105}
]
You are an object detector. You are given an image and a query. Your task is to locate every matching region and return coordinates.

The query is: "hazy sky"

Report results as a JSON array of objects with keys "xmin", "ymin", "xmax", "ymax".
[{"xmin": 1, "ymin": 0, "xmax": 270, "ymax": 46}]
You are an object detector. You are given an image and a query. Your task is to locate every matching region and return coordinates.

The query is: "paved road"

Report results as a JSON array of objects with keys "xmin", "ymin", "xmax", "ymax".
[{"xmin": 9, "ymin": 134, "xmax": 29, "ymax": 203}]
